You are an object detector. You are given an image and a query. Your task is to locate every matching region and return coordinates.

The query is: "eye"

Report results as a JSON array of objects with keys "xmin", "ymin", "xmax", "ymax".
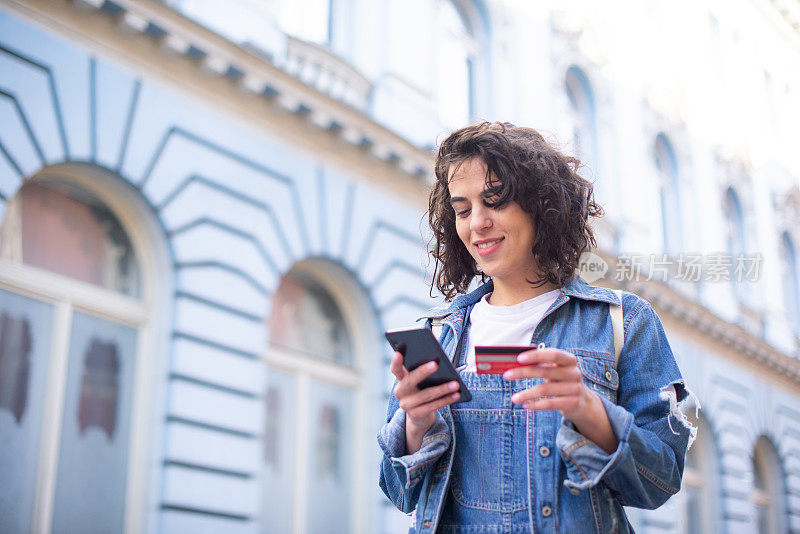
[{"xmin": 455, "ymin": 208, "xmax": 471, "ymax": 219}]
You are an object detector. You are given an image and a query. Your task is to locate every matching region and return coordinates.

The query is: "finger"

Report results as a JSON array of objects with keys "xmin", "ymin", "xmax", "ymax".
[
  {"xmin": 503, "ymin": 364, "xmax": 579, "ymax": 382},
  {"xmin": 517, "ymin": 348, "xmax": 577, "ymax": 367},
  {"xmin": 405, "ymin": 360, "xmax": 440, "ymax": 389},
  {"xmin": 511, "ymin": 382, "xmax": 582, "ymax": 404},
  {"xmin": 389, "ymin": 352, "xmax": 407, "ymax": 381},
  {"xmin": 407, "ymin": 392, "xmax": 461, "ymax": 420},
  {"xmin": 399, "ymin": 381, "xmax": 460, "ymax": 412},
  {"xmin": 522, "ymin": 396, "xmax": 580, "ymax": 412},
  {"xmin": 393, "ymin": 360, "xmax": 439, "ymax": 399}
]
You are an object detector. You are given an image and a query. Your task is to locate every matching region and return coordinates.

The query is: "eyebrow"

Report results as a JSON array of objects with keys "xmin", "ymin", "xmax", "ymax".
[{"xmin": 449, "ymin": 196, "xmax": 467, "ymax": 205}]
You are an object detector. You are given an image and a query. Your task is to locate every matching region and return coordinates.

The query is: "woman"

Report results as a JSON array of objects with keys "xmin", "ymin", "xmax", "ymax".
[{"xmin": 378, "ymin": 122, "xmax": 695, "ymax": 533}]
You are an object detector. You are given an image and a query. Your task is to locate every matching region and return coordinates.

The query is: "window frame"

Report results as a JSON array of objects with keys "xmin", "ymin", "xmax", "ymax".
[
  {"xmin": 0, "ymin": 163, "xmax": 172, "ymax": 534},
  {"xmin": 750, "ymin": 436, "xmax": 788, "ymax": 533},
  {"xmin": 434, "ymin": 0, "xmax": 482, "ymax": 129},
  {"xmin": 779, "ymin": 231, "xmax": 800, "ymax": 333},
  {"xmin": 261, "ymin": 258, "xmax": 379, "ymax": 534},
  {"xmin": 678, "ymin": 412, "xmax": 720, "ymax": 534},
  {"xmin": 654, "ymin": 133, "xmax": 682, "ymax": 255},
  {"xmin": 565, "ymin": 65, "xmax": 599, "ymax": 169}
]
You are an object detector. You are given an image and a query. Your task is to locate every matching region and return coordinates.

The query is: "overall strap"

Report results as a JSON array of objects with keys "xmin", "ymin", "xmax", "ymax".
[
  {"xmin": 430, "ymin": 319, "xmax": 444, "ymax": 340},
  {"xmin": 610, "ymin": 289, "xmax": 624, "ymax": 366}
]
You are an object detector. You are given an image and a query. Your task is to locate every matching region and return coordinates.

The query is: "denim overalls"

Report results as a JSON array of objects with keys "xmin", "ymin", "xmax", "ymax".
[{"xmin": 378, "ymin": 278, "xmax": 694, "ymax": 533}]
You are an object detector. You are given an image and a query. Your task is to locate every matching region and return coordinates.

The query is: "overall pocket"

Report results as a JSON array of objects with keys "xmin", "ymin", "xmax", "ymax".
[
  {"xmin": 570, "ymin": 350, "xmax": 619, "ymax": 403},
  {"xmin": 448, "ymin": 374, "xmax": 529, "ymax": 513}
]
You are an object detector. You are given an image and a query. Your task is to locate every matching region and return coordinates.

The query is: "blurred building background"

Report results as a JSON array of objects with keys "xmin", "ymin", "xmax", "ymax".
[{"xmin": 0, "ymin": 0, "xmax": 799, "ymax": 533}]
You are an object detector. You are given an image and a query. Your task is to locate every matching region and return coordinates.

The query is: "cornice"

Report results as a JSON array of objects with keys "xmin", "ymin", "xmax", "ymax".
[
  {"xmin": 594, "ymin": 249, "xmax": 800, "ymax": 387},
  {"xmin": 35, "ymin": 0, "xmax": 434, "ymax": 178}
]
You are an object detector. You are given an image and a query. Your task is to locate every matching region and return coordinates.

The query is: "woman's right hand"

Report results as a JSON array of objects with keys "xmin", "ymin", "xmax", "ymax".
[{"xmin": 390, "ymin": 351, "xmax": 461, "ymax": 454}]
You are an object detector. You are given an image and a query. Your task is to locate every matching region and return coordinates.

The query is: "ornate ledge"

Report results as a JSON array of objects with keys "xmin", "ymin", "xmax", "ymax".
[
  {"xmin": 64, "ymin": 0, "xmax": 431, "ymax": 177},
  {"xmin": 593, "ymin": 250, "xmax": 800, "ymax": 386},
  {"xmin": 284, "ymin": 36, "xmax": 372, "ymax": 113}
]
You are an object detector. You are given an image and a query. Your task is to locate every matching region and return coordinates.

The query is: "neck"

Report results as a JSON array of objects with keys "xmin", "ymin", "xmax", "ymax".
[{"xmin": 487, "ymin": 274, "xmax": 560, "ymax": 306}]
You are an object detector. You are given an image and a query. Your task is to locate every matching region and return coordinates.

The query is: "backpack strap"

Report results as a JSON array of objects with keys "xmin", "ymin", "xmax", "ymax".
[
  {"xmin": 430, "ymin": 318, "xmax": 444, "ymax": 340},
  {"xmin": 610, "ymin": 289, "xmax": 624, "ymax": 366}
]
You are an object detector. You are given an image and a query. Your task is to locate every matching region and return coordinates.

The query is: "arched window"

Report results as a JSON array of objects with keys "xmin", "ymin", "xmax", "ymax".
[
  {"xmin": 779, "ymin": 232, "xmax": 800, "ymax": 332},
  {"xmin": 654, "ymin": 134, "xmax": 681, "ymax": 254},
  {"xmin": 1, "ymin": 181, "xmax": 139, "ymax": 295},
  {"xmin": 0, "ymin": 169, "xmax": 162, "ymax": 533},
  {"xmin": 435, "ymin": 0, "xmax": 478, "ymax": 130},
  {"xmin": 565, "ymin": 66, "xmax": 598, "ymax": 171},
  {"xmin": 679, "ymin": 412, "xmax": 720, "ymax": 534},
  {"xmin": 751, "ymin": 436, "xmax": 787, "ymax": 533},
  {"xmin": 262, "ymin": 263, "xmax": 365, "ymax": 533},
  {"xmin": 268, "ymin": 272, "xmax": 352, "ymax": 362},
  {"xmin": 723, "ymin": 187, "xmax": 748, "ymax": 297}
]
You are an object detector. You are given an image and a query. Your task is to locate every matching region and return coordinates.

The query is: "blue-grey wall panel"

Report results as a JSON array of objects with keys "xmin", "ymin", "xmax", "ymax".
[
  {"xmin": 0, "ymin": 95, "xmax": 44, "ymax": 176},
  {"xmin": 169, "ymin": 380, "xmax": 262, "ymax": 436},
  {"xmin": 0, "ymin": 10, "xmax": 91, "ymax": 161},
  {"xmin": 160, "ymin": 509, "xmax": 256, "ymax": 534},
  {"xmin": 173, "ymin": 296, "xmax": 265, "ymax": 356},
  {"xmin": 165, "ymin": 421, "xmax": 260, "ymax": 475},
  {"xmin": 177, "ymin": 265, "xmax": 268, "ymax": 318},
  {"xmin": 171, "ymin": 337, "xmax": 264, "ymax": 395},
  {"xmin": 93, "ymin": 58, "xmax": 139, "ymax": 170},
  {"xmin": 161, "ymin": 464, "xmax": 259, "ymax": 519},
  {"xmin": 161, "ymin": 179, "xmax": 294, "ymax": 276},
  {"xmin": 0, "ymin": 52, "xmax": 64, "ymax": 164},
  {"xmin": 0, "ymin": 148, "xmax": 21, "ymax": 199}
]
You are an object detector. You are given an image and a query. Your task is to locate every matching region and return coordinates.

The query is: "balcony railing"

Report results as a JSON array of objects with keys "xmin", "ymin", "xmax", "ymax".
[{"xmin": 283, "ymin": 36, "xmax": 372, "ymax": 113}]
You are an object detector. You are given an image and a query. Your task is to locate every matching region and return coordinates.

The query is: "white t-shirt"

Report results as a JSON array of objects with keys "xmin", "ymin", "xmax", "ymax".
[{"xmin": 462, "ymin": 289, "xmax": 561, "ymax": 372}]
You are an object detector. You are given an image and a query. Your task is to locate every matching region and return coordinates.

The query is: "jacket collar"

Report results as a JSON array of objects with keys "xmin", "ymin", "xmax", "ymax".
[
  {"xmin": 561, "ymin": 276, "xmax": 621, "ymax": 305},
  {"xmin": 421, "ymin": 275, "xmax": 620, "ymax": 319}
]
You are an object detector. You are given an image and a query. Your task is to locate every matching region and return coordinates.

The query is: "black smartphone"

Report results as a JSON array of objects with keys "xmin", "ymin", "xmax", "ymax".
[{"xmin": 385, "ymin": 327, "xmax": 472, "ymax": 403}]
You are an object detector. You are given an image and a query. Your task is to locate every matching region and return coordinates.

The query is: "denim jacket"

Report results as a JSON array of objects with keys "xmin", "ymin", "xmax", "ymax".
[{"xmin": 378, "ymin": 278, "xmax": 694, "ymax": 533}]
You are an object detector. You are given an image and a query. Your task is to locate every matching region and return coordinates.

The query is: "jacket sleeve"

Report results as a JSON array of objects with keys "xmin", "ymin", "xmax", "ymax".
[
  {"xmin": 377, "ymin": 388, "xmax": 451, "ymax": 513},
  {"xmin": 556, "ymin": 295, "xmax": 695, "ymax": 509}
]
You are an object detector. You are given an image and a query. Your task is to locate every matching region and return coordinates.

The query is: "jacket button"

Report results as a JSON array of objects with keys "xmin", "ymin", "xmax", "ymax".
[
  {"xmin": 541, "ymin": 505, "xmax": 552, "ymax": 517},
  {"xmin": 604, "ymin": 370, "xmax": 613, "ymax": 381},
  {"xmin": 569, "ymin": 488, "xmax": 580, "ymax": 495},
  {"xmin": 539, "ymin": 446, "xmax": 550, "ymax": 457}
]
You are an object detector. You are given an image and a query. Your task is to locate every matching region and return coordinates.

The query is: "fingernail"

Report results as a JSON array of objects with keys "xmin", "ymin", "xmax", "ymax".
[
  {"xmin": 451, "ymin": 393, "xmax": 460, "ymax": 399},
  {"xmin": 448, "ymin": 381, "xmax": 458, "ymax": 390},
  {"xmin": 427, "ymin": 361, "xmax": 437, "ymax": 370},
  {"xmin": 503, "ymin": 371, "xmax": 514, "ymax": 380},
  {"xmin": 524, "ymin": 401, "xmax": 532, "ymax": 409},
  {"xmin": 517, "ymin": 353, "xmax": 530, "ymax": 363},
  {"xmin": 511, "ymin": 393, "xmax": 520, "ymax": 403}
]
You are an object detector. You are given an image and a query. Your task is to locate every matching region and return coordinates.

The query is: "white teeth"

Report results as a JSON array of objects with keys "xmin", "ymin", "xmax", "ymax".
[{"xmin": 476, "ymin": 239, "xmax": 501, "ymax": 249}]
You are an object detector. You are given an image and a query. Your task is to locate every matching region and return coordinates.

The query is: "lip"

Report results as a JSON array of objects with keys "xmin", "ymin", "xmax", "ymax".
[{"xmin": 473, "ymin": 237, "xmax": 503, "ymax": 257}]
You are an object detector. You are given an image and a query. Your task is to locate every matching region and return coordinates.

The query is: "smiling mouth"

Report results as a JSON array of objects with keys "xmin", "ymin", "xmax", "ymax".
[{"xmin": 475, "ymin": 238, "xmax": 503, "ymax": 249}]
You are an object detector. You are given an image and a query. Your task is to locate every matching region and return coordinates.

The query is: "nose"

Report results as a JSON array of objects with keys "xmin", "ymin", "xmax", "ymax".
[{"xmin": 470, "ymin": 205, "xmax": 492, "ymax": 233}]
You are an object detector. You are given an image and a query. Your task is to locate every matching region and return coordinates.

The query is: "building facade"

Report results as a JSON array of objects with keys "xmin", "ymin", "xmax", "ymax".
[{"xmin": 0, "ymin": 0, "xmax": 799, "ymax": 533}]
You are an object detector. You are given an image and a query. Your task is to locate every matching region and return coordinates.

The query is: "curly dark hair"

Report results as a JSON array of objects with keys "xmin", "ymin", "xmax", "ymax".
[{"xmin": 429, "ymin": 121, "xmax": 603, "ymax": 300}]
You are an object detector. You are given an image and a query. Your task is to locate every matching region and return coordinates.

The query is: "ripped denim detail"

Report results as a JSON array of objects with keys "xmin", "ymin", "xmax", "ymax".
[{"xmin": 659, "ymin": 380, "xmax": 700, "ymax": 449}]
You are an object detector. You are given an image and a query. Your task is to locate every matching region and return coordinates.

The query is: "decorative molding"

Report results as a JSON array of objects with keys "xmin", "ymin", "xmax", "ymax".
[
  {"xmin": 53, "ymin": 0, "xmax": 432, "ymax": 178},
  {"xmin": 595, "ymin": 249, "xmax": 800, "ymax": 386},
  {"xmin": 774, "ymin": 183, "xmax": 800, "ymax": 239}
]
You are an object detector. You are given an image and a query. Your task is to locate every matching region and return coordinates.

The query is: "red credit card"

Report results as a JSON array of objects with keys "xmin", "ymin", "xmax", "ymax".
[{"xmin": 475, "ymin": 346, "xmax": 535, "ymax": 374}]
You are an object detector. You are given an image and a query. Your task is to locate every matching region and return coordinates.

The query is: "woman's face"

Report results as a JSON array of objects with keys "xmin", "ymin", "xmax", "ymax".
[{"xmin": 447, "ymin": 158, "xmax": 538, "ymax": 284}]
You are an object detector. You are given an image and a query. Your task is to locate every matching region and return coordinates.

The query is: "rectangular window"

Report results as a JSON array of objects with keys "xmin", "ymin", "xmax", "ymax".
[
  {"xmin": 50, "ymin": 311, "xmax": 137, "ymax": 532},
  {"xmin": 0, "ymin": 289, "xmax": 54, "ymax": 533},
  {"xmin": 262, "ymin": 367, "xmax": 296, "ymax": 534},
  {"xmin": 305, "ymin": 380, "xmax": 352, "ymax": 533}
]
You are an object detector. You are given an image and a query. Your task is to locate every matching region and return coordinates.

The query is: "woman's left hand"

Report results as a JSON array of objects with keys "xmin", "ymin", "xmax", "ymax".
[
  {"xmin": 503, "ymin": 347, "xmax": 618, "ymax": 453},
  {"xmin": 502, "ymin": 348, "xmax": 590, "ymax": 422}
]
